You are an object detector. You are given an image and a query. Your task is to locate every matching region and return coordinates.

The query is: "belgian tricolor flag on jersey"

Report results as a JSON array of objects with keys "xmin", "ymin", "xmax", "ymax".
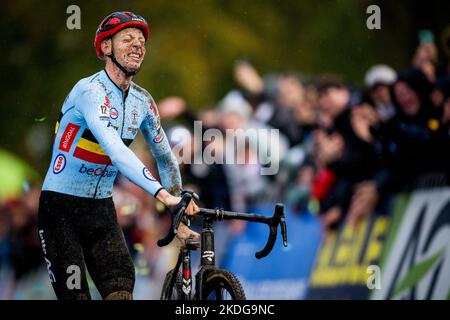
[
  {"xmin": 73, "ymin": 129, "xmax": 112, "ymax": 165},
  {"xmin": 54, "ymin": 114, "xmax": 133, "ymax": 165}
]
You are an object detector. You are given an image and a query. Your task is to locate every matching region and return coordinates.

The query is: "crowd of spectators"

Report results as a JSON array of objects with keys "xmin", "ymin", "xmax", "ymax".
[{"xmin": 1, "ymin": 30, "xmax": 449, "ymax": 299}]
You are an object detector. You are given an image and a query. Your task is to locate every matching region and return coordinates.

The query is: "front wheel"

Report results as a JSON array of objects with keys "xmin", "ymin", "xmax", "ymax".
[
  {"xmin": 200, "ymin": 269, "xmax": 246, "ymax": 300},
  {"xmin": 160, "ymin": 269, "xmax": 183, "ymax": 300}
]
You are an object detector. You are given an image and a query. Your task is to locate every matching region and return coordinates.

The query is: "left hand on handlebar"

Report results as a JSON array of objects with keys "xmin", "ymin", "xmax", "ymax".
[
  {"xmin": 165, "ymin": 190, "xmax": 200, "ymax": 216},
  {"xmin": 175, "ymin": 222, "xmax": 200, "ymax": 248}
]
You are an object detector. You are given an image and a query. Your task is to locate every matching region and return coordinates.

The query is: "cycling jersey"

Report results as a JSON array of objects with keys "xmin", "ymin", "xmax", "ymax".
[{"xmin": 42, "ymin": 69, "xmax": 181, "ymax": 199}]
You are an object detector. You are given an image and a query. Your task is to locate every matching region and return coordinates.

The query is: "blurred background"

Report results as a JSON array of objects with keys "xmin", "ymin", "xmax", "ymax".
[{"xmin": 1, "ymin": 0, "xmax": 449, "ymax": 299}]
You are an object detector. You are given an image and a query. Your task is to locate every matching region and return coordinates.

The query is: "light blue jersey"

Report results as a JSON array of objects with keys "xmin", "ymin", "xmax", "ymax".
[{"xmin": 42, "ymin": 70, "xmax": 181, "ymax": 199}]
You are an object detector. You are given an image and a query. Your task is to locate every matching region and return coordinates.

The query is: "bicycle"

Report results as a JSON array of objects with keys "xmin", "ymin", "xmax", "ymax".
[{"xmin": 158, "ymin": 193, "xmax": 288, "ymax": 300}]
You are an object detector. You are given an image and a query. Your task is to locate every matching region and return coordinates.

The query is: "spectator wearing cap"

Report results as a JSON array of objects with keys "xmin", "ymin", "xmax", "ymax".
[{"xmin": 364, "ymin": 64, "xmax": 397, "ymax": 122}]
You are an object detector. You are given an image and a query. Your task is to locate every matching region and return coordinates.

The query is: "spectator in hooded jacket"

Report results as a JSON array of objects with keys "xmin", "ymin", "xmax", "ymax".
[{"xmin": 374, "ymin": 68, "xmax": 439, "ymax": 190}]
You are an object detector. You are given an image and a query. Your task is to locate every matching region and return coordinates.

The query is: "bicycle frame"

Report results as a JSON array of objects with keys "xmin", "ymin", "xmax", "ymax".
[{"xmin": 168, "ymin": 215, "xmax": 218, "ymax": 300}]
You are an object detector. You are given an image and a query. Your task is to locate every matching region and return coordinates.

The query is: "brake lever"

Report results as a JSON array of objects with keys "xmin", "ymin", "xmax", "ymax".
[
  {"xmin": 255, "ymin": 203, "xmax": 286, "ymax": 259},
  {"xmin": 157, "ymin": 193, "xmax": 192, "ymax": 247}
]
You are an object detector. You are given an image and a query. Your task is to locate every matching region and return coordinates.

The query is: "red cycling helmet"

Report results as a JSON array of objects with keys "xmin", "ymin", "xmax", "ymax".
[{"xmin": 94, "ymin": 11, "xmax": 150, "ymax": 59}]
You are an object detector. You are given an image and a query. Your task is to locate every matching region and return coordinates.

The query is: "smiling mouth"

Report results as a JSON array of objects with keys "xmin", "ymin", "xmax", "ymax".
[{"xmin": 128, "ymin": 52, "xmax": 142, "ymax": 60}]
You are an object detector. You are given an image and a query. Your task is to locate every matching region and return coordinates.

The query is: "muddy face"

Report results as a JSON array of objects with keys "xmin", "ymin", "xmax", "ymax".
[{"xmin": 110, "ymin": 28, "xmax": 146, "ymax": 74}]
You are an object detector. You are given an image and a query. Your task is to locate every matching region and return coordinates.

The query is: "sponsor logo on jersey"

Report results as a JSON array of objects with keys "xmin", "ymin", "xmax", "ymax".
[
  {"xmin": 78, "ymin": 164, "xmax": 116, "ymax": 177},
  {"xmin": 107, "ymin": 121, "xmax": 119, "ymax": 131},
  {"xmin": 73, "ymin": 129, "xmax": 111, "ymax": 165},
  {"xmin": 146, "ymin": 114, "xmax": 161, "ymax": 131},
  {"xmin": 148, "ymin": 103, "xmax": 161, "ymax": 130},
  {"xmin": 110, "ymin": 107, "xmax": 119, "ymax": 120},
  {"xmin": 149, "ymin": 102, "xmax": 159, "ymax": 116},
  {"xmin": 153, "ymin": 131, "xmax": 164, "ymax": 143},
  {"xmin": 127, "ymin": 127, "xmax": 138, "ymax": 135},
  {"xmin": 143, "ymin": 167, "xmax": 157, "ymax": 181},
  {"xmin": 131, "ymin": 108, "xmax": 139, "ymax": 125},
  {"xmin": 98, "ymin": 96, "xmax": 110, "ymax": 121},
  {"xmin": 104, "ymin": 95, "xmax": 110, "ymax": 107},
  {"xmin": 53, "ymin": 154, "xmax": 66, "ymax": 174},
  {"xmin": 59, "ymin": 123, "xmax": 80, "ymax": 152}
]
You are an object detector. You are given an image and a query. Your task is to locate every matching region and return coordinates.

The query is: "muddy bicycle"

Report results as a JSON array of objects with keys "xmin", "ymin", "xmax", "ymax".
[{"xmin": 158, "ymin": 193, "xmax": 288, "ymax": 300}]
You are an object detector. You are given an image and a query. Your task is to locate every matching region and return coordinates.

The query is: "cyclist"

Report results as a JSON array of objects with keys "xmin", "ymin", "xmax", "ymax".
[{"xmin": 38, "ymin": 11, "xmax": 199, "ymax": 300}]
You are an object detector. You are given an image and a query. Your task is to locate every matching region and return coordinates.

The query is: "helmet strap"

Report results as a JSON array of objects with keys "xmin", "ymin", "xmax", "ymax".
[{"xmin": 107, "ymin": 53, "xmax": 137, "ymax": 77}]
